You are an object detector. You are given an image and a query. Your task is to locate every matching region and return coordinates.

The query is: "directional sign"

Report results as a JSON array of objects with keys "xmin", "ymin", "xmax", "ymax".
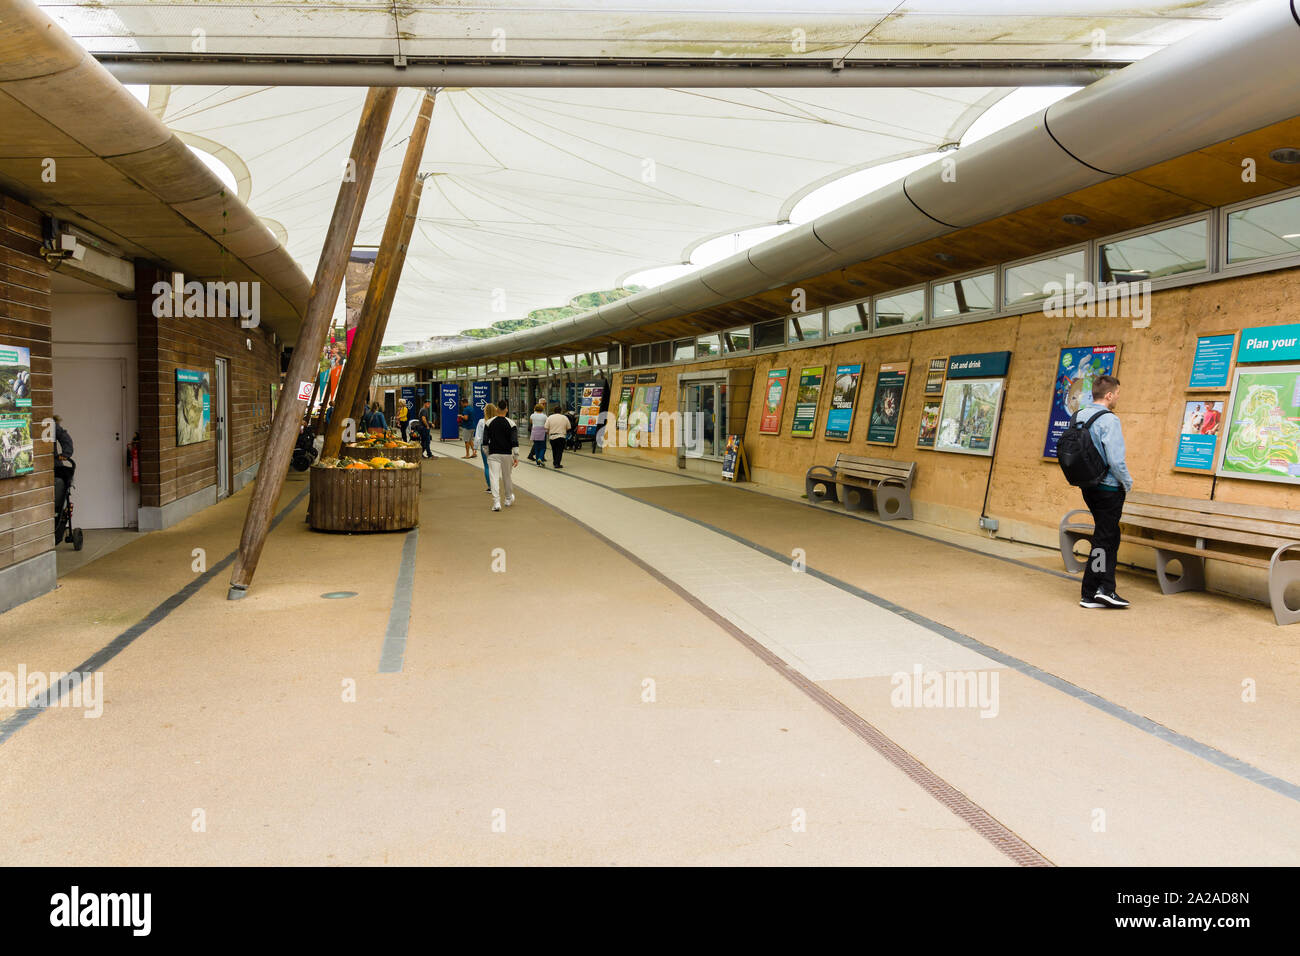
[{"xmin": 440, "ymin": 383, "xmax": 460, "ymax": 440}]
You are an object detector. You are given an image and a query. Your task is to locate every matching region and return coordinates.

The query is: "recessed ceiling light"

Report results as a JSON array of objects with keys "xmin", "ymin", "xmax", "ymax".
[
  {"xmin": 1062, "ymin": 214, "xmax": 1089, "ymax": 226},
  {"xmin": 1283, "ymin": 233, "xmax": 1300, "ymax": 239},
  {"xmin": 846, "ymin": 278, "xmax": 867, "ymax": 286},
  {"xmin": 934, "ymin": 252, "xmax": 957, "ymax": 263},
  {"xmin": 1269, "ymin": 147, "xmax": 1300, "ymax": 164}
]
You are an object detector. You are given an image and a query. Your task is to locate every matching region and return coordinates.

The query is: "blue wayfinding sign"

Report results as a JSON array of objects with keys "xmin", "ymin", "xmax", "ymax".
[
  {"xmin": 1238, "ymin": 324, "xmax": 1300, "ymax": 363},
  {"xmin": 472, "ymin": 381, "xmax": 491, "ymax": 429},
  {"xmin": 440, "ymin": 384, "xmax": 460, "ymax": 440}
]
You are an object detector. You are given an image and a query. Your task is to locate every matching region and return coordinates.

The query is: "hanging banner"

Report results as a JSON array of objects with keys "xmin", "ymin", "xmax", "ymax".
[
  {"xmin": 343, "ymin": 250, "xmax": 375, "ymax": 354},
  {"xmin": 440, "ymin": 383, "xmax": 460, "ymax": 440},
  {"xmin": 824, "ymin": 364, "xmax": 862, "ymax": 441},
  {"xmin": 1174, "ymin": 399, "xmax": 1225, "ymax": 472},
  {"xmin": 1042, "ymin": 345, "xmax": 1119, "ymax": 459},
  {"xmin": 790, "ymin": 366, "xmax": 824, "ymax": 438},
  {"xmin": 867, "ymin": 361, "xmax": 910, "ymax": 446},
  {"xmin": 759, "ymin": 368, "xmax": 789, "ymax": 434}
]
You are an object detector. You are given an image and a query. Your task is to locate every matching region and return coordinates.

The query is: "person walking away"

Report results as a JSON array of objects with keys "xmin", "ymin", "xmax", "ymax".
[
  {"xmin": 418, "ymin": 399, "xmax": 433, "ymax": 457},
  {"xmin": 368, "ymin": 402, "xmax": 387, "ymax": 433},
  {"xmin": 546, "ymin": 403, "xmax": 570, "ymax": 470},
  {"xmin": 528, "ymin": 401, "xmax": 549, "ymax": 466},
  {"xmin": 397, "ymin": 399, "xmax": 409, "ymax": 440},
  {"xmin": 475, "ymin": 403, "xmax": 496, "ymax": 493},
  {"xmin": 458, "ymin": 398, "xmax": 475, "ymax": 458},
  {"xmin": 1075, "ymin": 374, "xmax": 1133, "ymax": 610},
  {"xmin": 484, "ymin": 402, "xmax": 519, "ymax": 511}
]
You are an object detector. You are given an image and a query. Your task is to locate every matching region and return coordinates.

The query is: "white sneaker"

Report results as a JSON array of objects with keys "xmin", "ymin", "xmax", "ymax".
[
  {"xmin": 491, "ymin": 502, "xmax": 501, "ymax": 512},
  {"xmin": 504, "ymin": 496, "xmax": 515, "ymax": 507}
]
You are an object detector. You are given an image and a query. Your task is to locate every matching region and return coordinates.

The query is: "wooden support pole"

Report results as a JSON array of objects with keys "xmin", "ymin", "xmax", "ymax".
[
  {"xmin": 348, "ymin": 178, "xmax": 424, "ymax": 427},
  {"xmin": 323, "ymin": 89, "xmax": 437, "ymax": 460},
  {"xmin": 227, "ymin": 87, "xmax": 397, "ymax": 599}
]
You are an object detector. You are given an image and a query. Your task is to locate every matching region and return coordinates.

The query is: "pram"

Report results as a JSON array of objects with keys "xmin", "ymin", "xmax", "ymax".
[{"xmin": 53, "ymin": 455, "xmax": 84, "ymax": 551}]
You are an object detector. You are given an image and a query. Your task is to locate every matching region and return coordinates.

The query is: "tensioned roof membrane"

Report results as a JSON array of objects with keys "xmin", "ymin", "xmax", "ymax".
[{"xmin": 35, "ymin": 0, "xmax": 1260, "ymax": 345}]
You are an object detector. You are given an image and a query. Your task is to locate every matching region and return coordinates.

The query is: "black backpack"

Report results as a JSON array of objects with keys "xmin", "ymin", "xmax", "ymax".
[{"xmin": 1057, "ymin": 408, "xmax": 1112, "ymax": 487}]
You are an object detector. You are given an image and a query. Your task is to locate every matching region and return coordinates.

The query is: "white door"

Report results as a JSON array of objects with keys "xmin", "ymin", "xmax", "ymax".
[
  {"xmin": 214, "ymin": 358, "xmax": 230, "ymax": 499},
  {"xmin": 52, "ymin": 356, "xmax": 126, "ymax": 529}
]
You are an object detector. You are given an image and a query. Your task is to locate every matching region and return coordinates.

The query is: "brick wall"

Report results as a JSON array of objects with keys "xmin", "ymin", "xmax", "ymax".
[
  {"xmin": 135, "ymin": 262, "xmax": 281, "ymax": 510},
  {"xmin": 0, "ymin": 194, "xmax": 52, "ymax": 575}
]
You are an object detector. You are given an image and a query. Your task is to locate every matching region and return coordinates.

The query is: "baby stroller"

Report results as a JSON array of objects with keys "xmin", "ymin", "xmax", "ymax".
[{"xmin": 53, "ymin": 455, "xmax": 84, "ymax": 551}]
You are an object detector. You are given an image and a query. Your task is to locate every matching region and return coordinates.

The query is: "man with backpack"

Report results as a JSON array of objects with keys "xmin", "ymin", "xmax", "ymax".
[{"xmin": 1059, "ymin": 374, "xmax": 1133, "ymax": 610}]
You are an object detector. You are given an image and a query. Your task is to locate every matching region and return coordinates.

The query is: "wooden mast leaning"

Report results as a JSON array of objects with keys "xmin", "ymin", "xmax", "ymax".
[{"xmin": 227, "ymin": 87, "xmax": 398, "ymax": 600}]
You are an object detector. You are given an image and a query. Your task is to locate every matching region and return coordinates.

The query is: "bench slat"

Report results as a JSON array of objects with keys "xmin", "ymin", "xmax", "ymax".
[
  {"xmin": 1120, "ymin": 512, "xmax": 1296, "ymax": 551},
  {"xmin": 1123, "ymin": 501, "xmax": 1300, "ymax": 539},
  {"xmin": 1127, "ymin": 489, "xmax": 1300, "ymax": 526},
  {"xmin": 1119, "ymin": 534, "xmax": 1270, "ymax": 569}
]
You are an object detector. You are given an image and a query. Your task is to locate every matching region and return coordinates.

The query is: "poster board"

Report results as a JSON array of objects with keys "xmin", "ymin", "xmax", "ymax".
[
  {"xmin": 721, "ymin": 435, "xmax": 749, "ymax": 482},
  {"xmin": 1188, "ymin": 330, "xmax": 1237, "ymax": 391},
  {"xmin": 0, "ymin": 344, "xmax": 32, "ymax": 413},
  {"xmin": 1214, "ymin": 364, "xmax": 1300, "ymax": 484},
  {"xmin": 759, "ymin": 368, "xmax": 789, "ymax": 435},
  {"xmin": 628, "ymin": 385, "xmax": 661, "ymax": 447},
  {"xmin": 1173, "ymin": 398, "xmax": 1225, "ymax": 473},
  {"xmin": 935, "ymin": 377, "xmax": 1005, "ymax": 457},
  {"xmin": 924, "ymin": 357, "xmax": 947, "ymax": 395},
  {"xmin": 824, "ymin": 364, "xmax": 862, "ymax": 441},
  {"xmin": 1042, "ymin": 345, "xmax": 1120, "ymax": 459},
  {"xmin": 0, "ymin": 414, "xmax": 33, "ymax": 479},
  {"xmin": 175, "ymin": 368, "xmax": 212, "ymax": 446},
  {"xmin": 577, "ymin": 382, "xmax": 604, "ymax": 436},
  {"xmin": 866, "ymin": 361, "xmax": 910, "ymax": 446},
  {"xmin": 790, "ymin": 366, "xmax": 824, "ymax": 438},
  {"xmin": 616, "ymin": 384, "xmax": 633, "ymax": 432},
  {"xmin": 915, "ymin": 398, "xmax": 941, "ymax": 449}
]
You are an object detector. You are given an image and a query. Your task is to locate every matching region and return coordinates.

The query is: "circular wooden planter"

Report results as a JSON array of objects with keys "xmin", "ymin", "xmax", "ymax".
[
  {"xmin": 309, "ymin": 465, "xmax": 419, "ymax": 533},
  {"xmin": 344, "ymin": 443, "xmax": 424, "ymax": 486}
]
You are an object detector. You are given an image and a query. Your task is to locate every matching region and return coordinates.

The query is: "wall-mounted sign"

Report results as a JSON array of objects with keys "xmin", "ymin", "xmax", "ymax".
[
  {"xmin": 636, "ymin": 373, "xmax": 659, "ymax": 383},
  {"xmin": 790, "ymin": 366, "xmax": 824, "ymax": 437},
  {"xmin": 925, "ymin": 357, "xmax": 947, "ymax": 395},
  {"xmin": 1215, "ymin": 364, "xmax": 1300, "ymax": 484},
  {"xmin": 0, "ymin": 345, "xmax": 32, "ymax": 411},
  {"xmin": 1173, "ymin": 399, "xmax": 1224, "ymax": 472},
  {"xmin": 824, "ymin": 364, "xmax": 862, "ymax": 441},
  {"xmin": 1188, "ymin": 331, "xmax": 1237, "ymax": 389},
  {"xmin": 616, "ymin": 385, "xmax": 634, "ymax": 431},
  {"xmin": 915, "ymin": 399, "xmax": 941, "ymax": 449},
  {"xmin": 0, "ymin": 414, "xmax": 33, "ymax": 479},
  {"xmin": 472, "ymin": 381, "xmax": 492, "ymax": 428},
  {"xmin": 1238, "ymin": 324, "xmax": 1300, "ymax": 364},
  {"xmin": 577, "ymin": 382, "xmax": 604, "ymax": 436},
  {"xmin": 176, "ymin": 368, "xmax": 212, "ymax": 446},
  {"xmin": 947, "ymin": 351, "xmax": 1012, "ymax": 379},
  {"xmin": 935, "ymin": 378, "xmax": 1005, "ymax": 457},
  {"xmin": 866, "ymin": 361, "xmax": 909, "ymax": 446},
  {"xmin": 440, "ymin": 383, "xmax": 460, "ymax": 440},
  {"xmin": 759, "ymin": 368, "xmax": 789, "ymax": 434},
  {"xmin": 1042, "ymin": 345, "xmax": 1119, "ymax": 459}
]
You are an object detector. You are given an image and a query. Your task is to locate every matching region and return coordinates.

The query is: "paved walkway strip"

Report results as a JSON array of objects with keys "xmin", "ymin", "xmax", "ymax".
[{"xmin": 378, "ymin": 528, "xmax": 419, "ymax": 673}]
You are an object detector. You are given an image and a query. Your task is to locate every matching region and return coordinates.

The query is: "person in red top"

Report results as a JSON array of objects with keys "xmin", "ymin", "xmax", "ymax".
[{"xmin": 1200, "ymin": 404, "xmax": 1221, "ymax": 435}]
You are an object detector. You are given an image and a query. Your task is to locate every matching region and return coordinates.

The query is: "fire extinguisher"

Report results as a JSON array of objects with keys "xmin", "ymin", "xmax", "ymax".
[{"xmin": 127, "ymin": 433, "xmax": 140, "ymax": 484}]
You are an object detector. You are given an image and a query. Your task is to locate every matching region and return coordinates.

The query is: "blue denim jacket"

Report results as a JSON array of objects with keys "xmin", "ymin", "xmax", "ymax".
[{"xmin": 1079, "ymin": 402, "xmax": 1133, "ymax": 492}]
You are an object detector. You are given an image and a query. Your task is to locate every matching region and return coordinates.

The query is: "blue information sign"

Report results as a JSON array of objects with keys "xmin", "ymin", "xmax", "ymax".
[
  {"xmin": 440, "ymin": 384, "xmax": 460, "ymax": 440},
  {"xmin": 1189, "ymin": 333, "xmax": 1236, "ymax": 388},
  {"xmin": 472, "ymin": 381, "xmax": 491, "ymax": 428},
  {"xmin": 1238, "ymin": 324, "xmax": 1300, "ymax": 363},
  {"xmin": 1175, "ymin": 433, "xmax": 1218, "ymax": 471}
]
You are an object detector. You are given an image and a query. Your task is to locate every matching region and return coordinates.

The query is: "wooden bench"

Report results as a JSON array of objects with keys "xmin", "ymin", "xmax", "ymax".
[
  {"xmin": 806, "ymin": 454, "xmax": 916, "ymax": 520},
  {"xmin": 1059, "ymin": 490, "xmax": 1300, "ymax": 625}
]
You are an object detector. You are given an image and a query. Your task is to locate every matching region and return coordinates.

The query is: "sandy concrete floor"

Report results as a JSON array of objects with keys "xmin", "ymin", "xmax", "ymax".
[{"xmin": 1, "ymin": 447, "xmax": 1295, "ymax": 866}]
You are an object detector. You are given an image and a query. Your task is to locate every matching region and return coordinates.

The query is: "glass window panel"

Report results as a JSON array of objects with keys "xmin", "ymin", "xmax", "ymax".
[
  {"xmin": 828, "ymin": 300, "xmax": 869, "ymax": 336},
  {"xmin": 673, "ymin": 338, "xmax": 695, "ymax": 361},
  {"xmin": 723, "ymin": 326, "xmax": 750, "ymax": 352},
  {"xmin": 788, "ymin": 312, "xmax": 824, "ymax": 344},
  {"xmin": 1227, "ymin": 194, "xmax": 1300, "ymax": 264},
  {"xmin": 651, "ymin": 341, "xmax": 672, "ymax": 365},
  {"xmin": 1100, "ymin": 220, "xmax": 1207, "ymax": 282},
  {"xmin": 753, "ymin": 319, "xmax": 785, "ymax": 349},
  {"xmin": 932, "ymin": 272, "xmax": 995, "ymax": 319},
  {"xmin": 1004, "ymin": 250, "xmax": 1086, "ymax": 307},
  {"xmin": 631, "ymin": 345, "xmax": 650, "ymax": 367},
  {"xmin": 873, "ymin": 288, "xmax": 926, "ymax": 328},
  {"xmin": 697, "ymin": 333, "xmax": 720, "ymax": 357}
]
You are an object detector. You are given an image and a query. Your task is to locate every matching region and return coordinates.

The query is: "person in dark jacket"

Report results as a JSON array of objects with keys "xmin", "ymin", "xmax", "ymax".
[{"xmin": 484, "ymin": 402, "xmax": 519, "ymax": 512}]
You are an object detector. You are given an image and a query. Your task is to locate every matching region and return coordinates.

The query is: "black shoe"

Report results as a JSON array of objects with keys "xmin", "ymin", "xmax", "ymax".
[
  {"xmin": 1079, "ymin": 597, "xmax": 1105, "ymax": 609},
  {"xmin": 554, "ymin": 465, "xmax": 563, "ymax": 470},
  {"xmin": 1093, "ymin": 591, "xmax": 1130, "ymax": 609}
]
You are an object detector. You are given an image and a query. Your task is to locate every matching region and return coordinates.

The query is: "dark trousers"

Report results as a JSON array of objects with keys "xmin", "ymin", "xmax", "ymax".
[
  {"xmin": 550, "ymin": 437, "xmax": 565, "ymax": 468},
  {"xmin": 418, "ymin": 425, "xmax": 431, "ymax": 456},
  {"xmin": 1081, "ymin": 485, "xmax": 1125, "ymax": 598}
]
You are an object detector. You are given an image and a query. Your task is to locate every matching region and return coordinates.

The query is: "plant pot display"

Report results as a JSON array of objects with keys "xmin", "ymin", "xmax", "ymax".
[
  {"xmin": 309, "ymin": 457, "xmax": 419, "ymax": 532},
  {"xmin": 343, "ymin": 438, "xmax": 423, "ymax": 485}
]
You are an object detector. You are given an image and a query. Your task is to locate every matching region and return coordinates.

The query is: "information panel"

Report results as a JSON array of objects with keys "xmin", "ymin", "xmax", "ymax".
[
  {"xmin": 1188, "ymin": 332, "xmax": 1236, "ymax": 390},
  {"xmin": 1216, "ymin": 365, "xmax": 1300, "ymax": 484},
  {"xmin": 790, "ymin": 367, "xmax": 824, "ymax": 438},
  {"xmin": 824, "ymin": 364, "xmax": 862, "ymax": 441},
  {"xmin": 866, "ymin": 361, "xmax": 909, "ymax": 446},
  {"xmin": 759, "ymin": 369, "xmax": 789, "ymax": 434},
  {"xmin": 1174, "ymin": 399, "xmax": 1224, "ymax": 472},
  {"xmin": 1042, "ymin": 345, "xmax": 1119, "ymax": 459}
]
